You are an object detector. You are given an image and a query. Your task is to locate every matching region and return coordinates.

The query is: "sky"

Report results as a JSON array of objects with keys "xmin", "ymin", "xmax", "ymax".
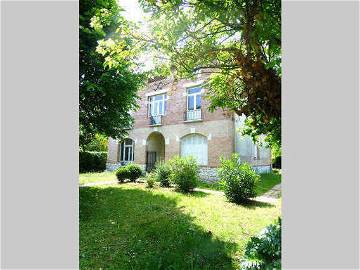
[
  {"xmin": 117, "ymin": 0, "xmax": 155, "ymax": 71},
  {"xmin": 118, "ymin": 0, "xmax": 147, "ymax": 25}
]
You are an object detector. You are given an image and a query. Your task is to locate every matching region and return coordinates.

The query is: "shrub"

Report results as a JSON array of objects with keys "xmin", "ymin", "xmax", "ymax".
[
  {"xmin": 240, "ymin": 218, "xmax": 281, "ymax": 270},
  {"xmin": 115, "ymin": 163, "xmax": 143, "ymax": 183},
  {"xmin": 168, "ymin": 156, "xmax": 199, "ymax": 192},
  {"xmin": 154, "ymin": 161, "xmax": 172, "ymax": 187},
  {"xmin": 272, "ymin": 156, "xmax": 281, "ymax": 169},
  {"xmin": 79, "ymin": 151, "xmax": 107, "ymax": 173},
  {"xmin": 218, "ymin": 154, "xmax": 259, "ymax": 204},
  {"xmin": 146, "ymin": 172, "xmax": 156, "ymax": 188}
]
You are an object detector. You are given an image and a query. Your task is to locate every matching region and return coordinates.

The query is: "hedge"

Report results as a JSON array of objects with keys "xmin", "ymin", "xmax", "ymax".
[{"xmin": 79, "ymin": 151, "xmax": 107, "ymax": 173}]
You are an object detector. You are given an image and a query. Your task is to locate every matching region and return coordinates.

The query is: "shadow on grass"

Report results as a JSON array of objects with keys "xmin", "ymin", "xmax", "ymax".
[
  {"xmin": 172, "ymin": 189, "xmax": 210, "ymax": 198},
  {"xmin": 242, "ymin": 199, "xmax": 275, "ymax": 209},
  {"xmin": 80, "ymin": 186, "xmax": 236, "ymax": 270}
]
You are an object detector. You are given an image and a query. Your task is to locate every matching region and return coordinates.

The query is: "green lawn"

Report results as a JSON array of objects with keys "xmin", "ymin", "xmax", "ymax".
[
  {"xmin": 79, "ymin": 171, "xmax": 116, "ymax": 185},
  {"xmin": 198, "ymin": 169, "xmax": 281, "ymax": 196},
  {"xmin": 255, "ymin": 170, "xmax": 281, "ymax": 196},
  {"xmin": 80, "ymin": 183, "xmax": 281, "ymax": 269}
]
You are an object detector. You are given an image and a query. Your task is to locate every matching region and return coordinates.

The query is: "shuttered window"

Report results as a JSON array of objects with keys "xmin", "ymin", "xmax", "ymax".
[{"xmin": 180, "ymin": 134, "xmax": 208, "ymax": 165}]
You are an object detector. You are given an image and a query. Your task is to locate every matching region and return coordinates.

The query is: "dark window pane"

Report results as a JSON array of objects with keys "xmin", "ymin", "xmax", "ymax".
[
  {"xmin": 120, "ymin": 142, "xmax": 124, "ymax": 161},
  {"xmin": 125, "ymin": 147, "xmax": 129, "ymax": 161},
  {"xmin": 196, "ymin": 95, "xmax": 201, "ymax": 109},
  {"xmin": 125, "ymin": 139, "xmax": 132, "ymax": 145}
]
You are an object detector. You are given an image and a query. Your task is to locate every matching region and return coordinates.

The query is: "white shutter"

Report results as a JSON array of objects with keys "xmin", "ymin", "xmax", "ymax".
[{"xmin": 180, "ymin": 134, "xmax": 208, "ymax": 165}]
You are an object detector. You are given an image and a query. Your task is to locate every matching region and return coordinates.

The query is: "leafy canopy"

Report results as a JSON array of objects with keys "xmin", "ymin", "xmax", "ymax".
[
  {"xmin": 80, "ymin": 0, "xmax": 144, "ymax": 148},
  {"xmin": 139, "ymin": 0, "xmax": 281, "ymax": 149}
]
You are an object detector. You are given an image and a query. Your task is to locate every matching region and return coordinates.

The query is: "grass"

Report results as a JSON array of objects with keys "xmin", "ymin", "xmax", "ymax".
[
  {"xmin": 79, "ymin": 171, "xmax": 116, "ymax": 185},
  {"xmin": 198, "ymin": 169, "xmax": 281, "ymax": 196},
  {"xmin": 255, "ymin": 169, "xmax": 281, "ymax": 196},
  {"xmin": 80, "ymin": 183, "xmax": 281, "ymax": 269}
]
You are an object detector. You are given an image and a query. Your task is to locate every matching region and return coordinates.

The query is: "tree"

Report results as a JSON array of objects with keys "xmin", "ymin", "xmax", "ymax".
[
  {"xmin": 80, "ymin": 0, "xmax": 143, "ymax": 148},
  {"xmin": 139, "ymin": 0, "xmax": 281, "ymax": 148}
]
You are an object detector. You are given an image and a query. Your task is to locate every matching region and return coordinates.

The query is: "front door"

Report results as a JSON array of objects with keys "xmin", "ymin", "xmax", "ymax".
[{"xmin": 146, "ymin": 151, "xmax": 157, "ymax": 172}]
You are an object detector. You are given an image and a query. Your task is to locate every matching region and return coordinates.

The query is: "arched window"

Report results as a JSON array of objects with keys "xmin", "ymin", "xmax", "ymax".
[
  {"xmin": 119, "ymin": 138, "xmax": 134, "ymax": 163},
  {"xmin": 180, "ymin": 134, "xmax": 208, "ymax": 165}
]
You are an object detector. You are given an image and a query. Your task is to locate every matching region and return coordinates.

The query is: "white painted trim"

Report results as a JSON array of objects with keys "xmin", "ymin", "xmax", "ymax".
[
  {"xmin": 183, "ymin": 80, "xmax": 204, "ymax": 88},
  {"xmin": 145, "ymin": 88, "xmax": 169, "ymax": 97}
]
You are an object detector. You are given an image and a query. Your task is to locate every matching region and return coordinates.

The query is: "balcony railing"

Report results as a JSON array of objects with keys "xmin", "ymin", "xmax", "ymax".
[
  {"xmin": 149, "ymin": 115, "xmax": 162, "ymax": 126},
  {"xmin": 184, "ymin": 109, "xmax": 202, "ymax": 121}
]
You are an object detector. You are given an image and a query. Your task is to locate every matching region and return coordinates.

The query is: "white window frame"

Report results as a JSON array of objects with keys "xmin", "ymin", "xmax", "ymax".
[
  {"xmin": 180, "ymin": 134, "xmax": 208, "ymax": 166},
  {"xmin": 120, "ymin": 139, "xmax": 134, "ymax": 162},
  {"xmin": 148, "ymin": 94, "xmax": 167, "ymax": 116},
  {"xmin": 186, "ymin": 86, "xmax": 202, "ymax": 111}
]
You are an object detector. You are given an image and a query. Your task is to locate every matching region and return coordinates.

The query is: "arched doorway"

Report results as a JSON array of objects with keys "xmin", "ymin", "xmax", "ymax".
[{"xmin": 146, "ymin": 132, "xmax": 165, "ymax": 172}]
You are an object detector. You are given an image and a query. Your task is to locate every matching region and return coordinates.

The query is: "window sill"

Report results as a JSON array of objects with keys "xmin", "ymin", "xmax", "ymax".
[
  {"xmin": 149, "ymin": 123, "xmax": 163, "ymax": 127},
  {"xmin": 183, "ymin": 119, "xmax": 203, "ymax": 123}
]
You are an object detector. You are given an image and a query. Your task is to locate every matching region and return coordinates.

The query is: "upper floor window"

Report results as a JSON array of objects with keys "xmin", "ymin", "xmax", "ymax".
[
  {"xmin": 187, "ymin": 86, "xmax": 201, "ymax": 111},
  {"xmin": 148, "ymin": 94, "xmax": 167, "ymax": 116}
]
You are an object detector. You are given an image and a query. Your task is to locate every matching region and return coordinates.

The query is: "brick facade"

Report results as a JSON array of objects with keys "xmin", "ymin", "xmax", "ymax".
[{"xmin": 107, "ymin": 72, "xmax": 272, "ymax": 179}]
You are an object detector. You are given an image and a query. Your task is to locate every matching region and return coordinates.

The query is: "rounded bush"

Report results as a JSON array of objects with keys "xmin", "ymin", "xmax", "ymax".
[
  {"xmin": 154, "ymin": 161, "xmax": 171, "ymax": 187},
  {"xmin": 115, "ymin": 163, "xmax": 143, "ymax": 183},
  {"xmin": 168, "ymin": 156, "xmax": 199, "ymax": 192},
  {"xmin": 218, "ymin": 154, "xmax": 259, "ymax": 204},
  {"xmin": 146, "ymin": 172, "xmax": 156, "ymax": 188},
  {"xmin": 79, "ymin": 151, "xmax": 107, "ymax": 173}
]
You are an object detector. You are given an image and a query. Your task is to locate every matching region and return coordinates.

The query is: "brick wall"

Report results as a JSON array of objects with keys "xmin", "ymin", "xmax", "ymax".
[
  {"xmin": 107, "ymin": 73, "xmax": 272, "ymax": 172},
  {"xmin": 132, "ymin": 74, "xmax": 232, "ymax": 129}
]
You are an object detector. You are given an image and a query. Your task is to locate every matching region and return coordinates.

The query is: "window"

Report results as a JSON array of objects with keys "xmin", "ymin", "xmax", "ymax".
[
  {"xmin": 180, "ymin": 134, "xmax": 208, "ymax": 165},
  {"xmin": 119, "ymin": 138, "xmax": 134, "ymax": 163},
  {"xmin": 148, "ymin": 94, "xmax": 167, "ymax": 116},
  {"xmin": 187, "ymin": 86, "xmax": 201, "ymax": 111}
]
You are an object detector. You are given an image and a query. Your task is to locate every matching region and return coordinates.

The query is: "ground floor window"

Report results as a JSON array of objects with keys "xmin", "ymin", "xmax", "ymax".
[
  {"xmin": 180, "ymin": 134, "xmax": 208, "ymax": 165},
  {"xmin": 119, "ymin": 138, "xmax": 134, "ymax": 162}
]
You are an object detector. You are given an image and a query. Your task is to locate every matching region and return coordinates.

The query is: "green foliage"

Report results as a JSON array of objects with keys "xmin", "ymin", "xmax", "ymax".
[
  {"xmin": 272, "ymin": 156, "xmax": 281, "ymax": 169},
  {"xmin": 139, "ymin": 0, "xmax": 281, "ymax": 148},
  {"xmin": 154, "ymin": 161, "xmax": 172, "ymax": 187},
  {"xmin": 146, "ymin": 172, "xmax": 156, "ymax": 188},
  {"xmin": 168, "ymin": 156, "xmax": 199, "ymax": 192},
  {"xmin": 115, "ymin": 163, "xmax": 143, "ymax": 182},
  {"xmin": 218, "ymin": 154, "xmax": 259, "ymax": 203},
  {"xmin": 82, "ymin": 133, "xmax": 108, "ymax": 152},
  {"xmin": 80, "ymin": 0, "xmax": 143, "ymax": 147},
  {"xmin": 79, "ymin": 151, "xmax": 107, "ymax": 173},
  {"xmin": 240, "ymin": 218, "xmax": 281, "ymax": 270}
]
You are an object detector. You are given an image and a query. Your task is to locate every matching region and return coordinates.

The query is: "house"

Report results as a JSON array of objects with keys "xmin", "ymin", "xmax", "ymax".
[{"xmin": 106, "ymin": 72, "xmax": 272, "ymax": 181}]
